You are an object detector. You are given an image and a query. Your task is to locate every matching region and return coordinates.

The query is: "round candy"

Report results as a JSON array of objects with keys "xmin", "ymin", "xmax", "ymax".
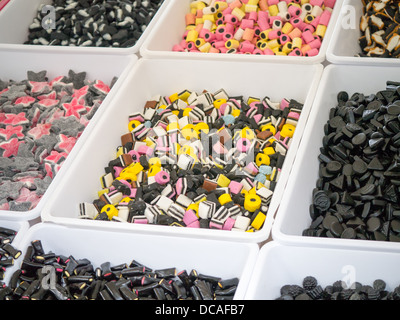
[
  {"xmin": 244, "ymin": 194, "xmax": 262, "ymax": 212},
  {"xmin": 236, "ymin": 138, "xmax": 251, "ymax": 152},
  {"xmin": 101, "ymin": 204, "xmax": 118, "ymax": 220},
  {"xmin": 128, "ymin": 120, "xmax": 141, "ymax": 132},
  {"xmin": 255, "ymin": 153, "xmax": 270, "ymax": 167},
  {"xmin": 148, "ymin": 165, "xmax": 162, "ymax": 177},
  {"xmin": 280, "ymin": 124, "xmax": 296, "ymax": 138},
  {"xmin": 155, "ymin": 170, "xmax": 170, "ymax": 185}
]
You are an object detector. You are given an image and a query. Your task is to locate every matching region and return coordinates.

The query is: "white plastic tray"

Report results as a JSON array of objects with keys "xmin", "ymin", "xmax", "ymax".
[
  {"xmin": 245, "ymin": 241, "xmax": 400, "ymax": 300},
  {"xmin": 0, "ymin": 50, "xmax": 137, "ymax": 221},
  {"xmin": 140, "ymin": 0, "xmax": 343, "ymax": 64},
  {"xmin": 272, "ymin": 64, "xmax": 400, "ymax": 252},
  {"xmin": 0, "ymin": 0, "xmax": 170, "ymax": 55},
  {"xmin": 41, "ymin": 58, "xmax": 324, "ymax": 244},
  {"xmin": 326, "ymin": 0, "xmax": 400, "ymax": 66},
  {"xmin": 3, "ymin": 223, "xmax": 259, "ymax": 299}
]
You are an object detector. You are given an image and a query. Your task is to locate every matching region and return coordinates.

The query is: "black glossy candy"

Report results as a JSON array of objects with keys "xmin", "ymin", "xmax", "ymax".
[
  {"xmin": 0, "ymin": 240, "xmax": 239, "ymax": 300},
  {"xmin": 304, "ymin": 82, "xmax": 400, "ymax": 242}
]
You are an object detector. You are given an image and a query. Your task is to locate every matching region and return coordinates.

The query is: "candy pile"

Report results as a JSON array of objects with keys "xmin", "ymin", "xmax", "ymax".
[
  {"xmin": 79, "ymin": 89, "xmax": 304, "ymax": 232},
  {"xmin": 359, "ymin": 0, "xmax": 400, "ymax": 58},
  {"xmin": 172, "ymin": 0, "xmax": 335, "ymax": 56},
  {"xmin": 0, "ymin": 70, "xmax": 116, "ymax": 211},
  {"xmin": 303, "ymin": 81, "xmax": 400, "ymax": 241},
  {"xmin": 0, "ymin": 227, "xmax": 22, "ymax": 282},
  {"xmin": 26, "ymin": 0, "xmax": 164, "ymax": 48},
  {"xmin": 276, "ymin": 276, "xmax": 400, "ymax": 300},
  {"xmin": 1, "ymin": 239, "xmax": 239, "ymax": 300}
]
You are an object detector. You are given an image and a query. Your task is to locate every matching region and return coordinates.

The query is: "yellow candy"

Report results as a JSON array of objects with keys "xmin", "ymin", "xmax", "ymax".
[
  {"xmin": 218, "ymin": 193, "xmax": 232, "ymax": 205},
  {"xmin": 195, "ymin": 122, "xmax": 209, "ymax": 134},
  {"xmin": 183, "ymin": 107, "xmax": 193, "ymax": 117},
  {"xmin": 178, "ymin": 90, "xmax": 191, "ymax": 102},
  {"xmin": 120, "ymin": 197, "xmax": 132, "ymax": 204},
  {"xmin": 101, "ymin": 204, "xmax": 119, "ymax": 220},
  {"xmin": 240, "ymin": 127, "xmax": 255, "ymax": 140},
  {"xmin": 148, "ymin": 157, "xmax": 162, "ymax": 167},
  {"xmin": 213, "ymin": 99, "xmax": 227, "ymax": 109},
  {"xmin": 217, "ymin": 174, "xmax": 231, "ymax": 188},
  {"xmin": 131, "ymin": 162, "xmax": 144, "ymax": 175},
  {"xmin": 280, "ymin": 124, "xmax": 296, "ymax": 138},
  {"xmin": 187, "ymin": 203, "xmax": 199, "ymax": 217},
  {"xmin": 263, "ymin": 147, "xmax": 275, "ymax": 155},
  {"xmin": 169, "ymin": 93, "xmax": 179, "ymax": 103},
  {"xmin": 128, "ymin": 120, "xmax": 141, "ymax": 132},
  {"xmin": 256, "ymin": 153, "xmax": 270, "ymax": 167},
  {"xmin": 181, "ymin": 124, "xmax": 198, "ymax": 140},
  {"xmin": 244, "ymin": 194, "xmax": 262, "ymax": 212},
  {"xmin": 231, "ymin": 109, "xmax": 241, "ymax": 117},
  {"xmin": 148, "ymin": 165, "xmax": 161, "ymax": 177},
  {"xmin": 260, "ymin": 123, "xmax": 276, "ymax": 136},
  {"xmin": 166, "ymin": 122, "xmax": 180, "ymax": 132},
  {"xmin": 186, "ymin": 29, "xmax": 199, "ymax": 42}
]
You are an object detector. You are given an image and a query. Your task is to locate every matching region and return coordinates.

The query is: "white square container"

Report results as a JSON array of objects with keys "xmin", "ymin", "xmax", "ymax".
[
  {"xmin": 245, "ymin": 241, "xmax": 400, "ymax": 300},
  {"xmin": 272, "ymin": 64, "xmax": 400, "ymax": 252},
  {"xmin": 140, "ymin": 0, "xmax": 344, "ymax": 64},
  {"xmin": 41, "ymin": 58, "xmax": 324, "ymax": 244},
  {"xmin": 3, "ymin": 223, "xmax": 259, "ymax": 299},
  {"xmin": 0, "ymin": 0, "xmax": 170, "ymax": 55},
  {"xmin": 0, "ymin": 50, "xmax": 137, "ymax": 222},
  {"xmin": 326, "ymin": 0, "xmax": 400, "ymax": 66}
]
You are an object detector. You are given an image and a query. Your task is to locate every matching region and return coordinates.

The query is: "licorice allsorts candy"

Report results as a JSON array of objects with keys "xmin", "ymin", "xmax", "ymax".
[{"xmin": 81, "ymin": 88, "xmax": 304, "ymax": 233}]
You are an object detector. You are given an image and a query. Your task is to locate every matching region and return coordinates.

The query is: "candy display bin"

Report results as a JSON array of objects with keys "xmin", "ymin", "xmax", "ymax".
[
  {"xmin": 140, "ymin": 0, "xmax": 344, "ymax": 64},
  {"xmin": 326, "ymin": 0, "xmax": 400, "ymax": 66},
  {"xmin": 245, "ymin": 241, "xmax": 400, "ymax": 300},
  {"xmin": 2, "ymin": 223, "xmax": 259, "ymax": 300},
  {"xmin": 272, "ymin": 64, "xmax": 400, "ymax": 252},
  {"xmin": 41, "ymin": 58, "xmax": 323, "ymax": 244},
  {"xmin": 0, "ymin": 0, "xmax": 170, "ymax": 55},
  {"xmin": 0, "ymin": 50, "xmax": 137, "ymax": 222}
]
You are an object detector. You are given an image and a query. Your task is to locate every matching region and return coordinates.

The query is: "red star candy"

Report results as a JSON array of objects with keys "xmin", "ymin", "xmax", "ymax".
[
  {"xmin": 14, "ymin": 96, "xmax": 36, "ymax": 107},
  {"xmin": 62, "ymin": 98, "xmax": 87, "ymax": 119},
  {"xmin": 27, "ymin": 123, "xmax": 52, "ymax": 140},
  {"xmin": 55, "ymin": 134, "xmax": 77, "ymax": 153},
  {"xmin": 28, "ymin": 81, "xmax": 51, "ymax": 94},
  {"xmin": 49, "ymin": 76, "xmax": 65, "ymax": 86},
  {"xmin": 0, "ymin": 88, "xmax": 9, "ymax": 96},
  {"xmin": 72, "ymin": 85, "xmax": 89, "ymax": 103},
  {"xmin": 37, "ymin": 99, "xmax": 59, "ymax": 108},
  {"xmin": 37, "ymin": 91, "xmax": 57, "ymax": 101},
  {"xmin": 93, "ymin": 80, "xmax": 110, "ymax": 94},
  {"xmin": 0, "ymin": 125, "xmax": 24, "ymax": 140},
  {"xmin": 3, "ymin": 112, "xmax": 29, "ymax": 126},
  {"xmin": 44, "ymin": 150, "xmax": 68, "ymax": 164},
  {"xmin": 0, "ymin": 138, "xmax": 25, "ymax": 158}
]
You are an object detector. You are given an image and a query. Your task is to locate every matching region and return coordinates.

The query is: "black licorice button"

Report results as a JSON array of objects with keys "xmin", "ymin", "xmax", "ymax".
[
  {"xmin": 367, "ymin": 216, "xmax": 382, "ymax": 232},
  {"xmin": 341, "ymin": 227, "xmax": 356, "ymax": 239},
  {"xmin": 352, "ymin": 159, "xmax": 368, "ymax": 175}
]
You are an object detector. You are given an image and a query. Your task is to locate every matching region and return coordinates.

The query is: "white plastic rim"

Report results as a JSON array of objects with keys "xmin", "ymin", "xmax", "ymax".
[
  {"xmin": 41, "ymin": 58, "xmax": 324, "ymax": 244},
  {"xmin": 0, "ymin": 0, "xmax": 171, "ymax": 55},
  {"xmin": 3, "ymin": 223, "xmax": 260, "ymax": 299},
  {"xmin": 0, "ymin": 50, "xmax": 137, "ymax": 221},
  {"xmin": 326, "ymin": 0, "xmax": 400, "ymax": 66},
  {"xmin": 272, "ymin": 64, "xmax": 400, "ymax": 252},
  {"xmin": 140, "ymin": 0, "xmax": 344, "ymax": 64},
  {"xmin": 245, "ymin": 241, "xmax": 400, "ymax": 300}
]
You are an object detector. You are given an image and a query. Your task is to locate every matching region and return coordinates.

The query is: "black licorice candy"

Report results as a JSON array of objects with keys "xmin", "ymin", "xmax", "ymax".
[
  {"xmin": 305, "ymin": 81, "xmax": 400, "ymax": 242},
  {"xmin": 0, "ymin": 241, "xmax": 239, "ymax": 300}
]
